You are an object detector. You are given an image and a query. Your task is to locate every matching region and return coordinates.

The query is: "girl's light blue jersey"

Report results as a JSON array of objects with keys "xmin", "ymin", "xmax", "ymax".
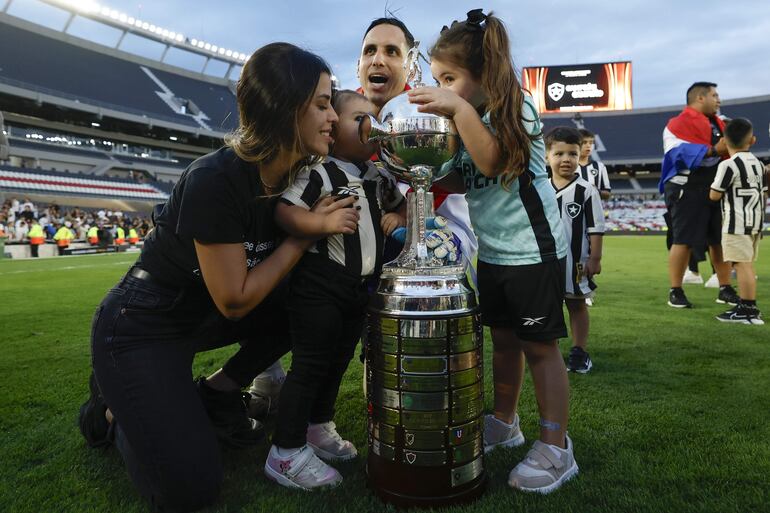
[{"xmin": 442, "ymin": 95, "xmax": 566, "ymax": 266}]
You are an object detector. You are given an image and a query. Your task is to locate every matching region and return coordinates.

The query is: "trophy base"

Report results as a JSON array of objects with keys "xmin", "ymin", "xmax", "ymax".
[{"xmin": 367, "ymin": 457, "xmax": 487, "ymax": 509}]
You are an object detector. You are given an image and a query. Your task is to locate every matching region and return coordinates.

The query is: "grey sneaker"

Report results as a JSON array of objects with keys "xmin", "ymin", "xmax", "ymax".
[
  {"xmin": 483, "ymin": 414, "xmax": 525, "ymax": 453},
  {"xmin": 264, "ymin": 444, "xmax": 343, "ymax": 490},
  {"xmin": 307, "ymin": 421, "xmax": 358, "ymax": 461},
  {"xmin": 508, "ymin": 435, "xmax": 578, "ymax": 494}
]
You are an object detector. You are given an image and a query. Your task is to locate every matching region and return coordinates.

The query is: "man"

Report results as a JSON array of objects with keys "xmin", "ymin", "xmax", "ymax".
[
  {"xmin": 356, "ymin": 17, "xmax": 414, "ymax": 116},
  {"xmin": 659, "ymin": 82, "xmax": 738, "ymax": 308}
]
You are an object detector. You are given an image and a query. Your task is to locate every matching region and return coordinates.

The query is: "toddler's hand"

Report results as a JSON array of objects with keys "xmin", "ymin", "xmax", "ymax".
[{"xmin": 381, "ymin": 212, "xmax": 405, "ymax": 236}]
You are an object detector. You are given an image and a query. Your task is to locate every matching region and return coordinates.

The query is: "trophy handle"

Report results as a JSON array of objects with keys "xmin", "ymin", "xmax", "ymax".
[{"xmin": 404, "ymin": 41, "xmax": 422, "ymax": 87}]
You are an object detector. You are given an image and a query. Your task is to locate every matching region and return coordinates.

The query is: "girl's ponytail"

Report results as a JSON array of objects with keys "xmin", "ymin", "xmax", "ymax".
[{"xmin": 431, "ymin": 11, "xmax": 540, "ymax": 190}]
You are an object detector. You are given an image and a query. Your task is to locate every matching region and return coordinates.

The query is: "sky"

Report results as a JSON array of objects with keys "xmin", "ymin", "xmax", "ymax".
[{"xmin": 10, "ymin": 0, "xmax": 770, "ymax": 109}]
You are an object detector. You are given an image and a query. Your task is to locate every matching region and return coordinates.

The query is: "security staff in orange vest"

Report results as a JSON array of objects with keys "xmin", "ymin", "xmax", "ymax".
[
  {"xmin": 87, "ymin": 225, "xmax": 99, "ymax": 245},
  {"xmin": 53, "ymin": 223, "xmax": 74, "ymax": 256},
  {"xmin": 27, "ymin": 219, "xmax": 45, "ymax": 258},
  {"xmin": 115, "ymin": 225, "xmax": 126, "ymax": 245}
]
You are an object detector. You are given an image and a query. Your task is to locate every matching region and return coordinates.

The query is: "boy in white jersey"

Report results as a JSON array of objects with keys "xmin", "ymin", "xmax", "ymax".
[
  {"xmin": 578, "ymin": 129, "xmax": 611, "ymax": 201},
  {"xmin": 547, "ymin": 127, "xmax": 605, "ymax": 372},
  {"xmin": 709, "ymin": 118, "xmax": 766, "ymax": 325}
]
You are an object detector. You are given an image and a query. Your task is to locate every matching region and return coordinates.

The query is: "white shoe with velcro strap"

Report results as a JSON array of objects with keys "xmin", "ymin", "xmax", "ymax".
[{"xmin": 508, "ymin": 435, "xmax": 578, "ymax": 494}]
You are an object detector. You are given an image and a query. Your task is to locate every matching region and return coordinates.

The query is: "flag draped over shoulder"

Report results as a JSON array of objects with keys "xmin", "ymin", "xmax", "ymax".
[{"xmin": 658, "ymin": 106, "xmax": 725, "ymax": 192}]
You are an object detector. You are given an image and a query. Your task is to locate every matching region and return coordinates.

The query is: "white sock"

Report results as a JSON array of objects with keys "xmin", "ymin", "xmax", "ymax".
[{"xmin": 491, "ymin": 414, "xmax": 517, "ymax": 427}]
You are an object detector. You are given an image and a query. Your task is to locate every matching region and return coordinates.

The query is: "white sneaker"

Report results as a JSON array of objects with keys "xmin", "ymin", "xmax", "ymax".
[
  {"xmin": 704, "ymin": 273, "xmax": 720, "ymax": 288},
  {"xmin": 508, "ymin": 435, "xmax": 578, "ymax": 494},
  {"xmin": 682, "ymin": 269, "xmax": 703, "ymax": 285},
  {"xmin": 483, "ymin": 414, "xmax": 525, "ymax": 453},
  {"xmin": 264, "ymin": 445, "xmax": 342, "ymax": 490},
  {"xmin": 307, "ymin": 421, "xmax": 358, "ymax": 461}
]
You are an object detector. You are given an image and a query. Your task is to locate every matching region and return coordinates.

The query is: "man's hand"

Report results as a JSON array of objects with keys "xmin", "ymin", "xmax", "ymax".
[
  {"xmin": 381, "ymin": 212, "xmax": 405, "ymax": 236},
  {"xmin": 714, "ymin": 137, "xmax": 727, "ymax": 156}
]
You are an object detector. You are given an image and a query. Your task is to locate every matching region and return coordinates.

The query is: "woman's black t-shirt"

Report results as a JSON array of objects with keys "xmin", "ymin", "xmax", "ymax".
[{"xmin": 138, "ymin": 147, "xmax": 282, "ymax": 302}]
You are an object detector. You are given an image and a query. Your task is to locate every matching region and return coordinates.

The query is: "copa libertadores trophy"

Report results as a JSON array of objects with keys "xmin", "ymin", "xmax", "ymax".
[{"xmin": 359, "ymin": 41, "xmax": 486, "ymax": 508}]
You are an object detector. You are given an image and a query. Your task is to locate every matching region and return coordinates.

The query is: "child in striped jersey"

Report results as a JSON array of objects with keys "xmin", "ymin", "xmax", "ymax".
[
  {"xmin": 264, "ymin": 90, "xmax": 406, "ymax": 490},
  {"xmin": 409, "ymin": 10, "xmax": 577, "ymax": 494},
  {"xmin": 709, "ymin": 118, "xmax": 766, "ymax": 325},
  {"xmin": 546, "ymin": 127, "xmax": 605, "ymax": 373}
]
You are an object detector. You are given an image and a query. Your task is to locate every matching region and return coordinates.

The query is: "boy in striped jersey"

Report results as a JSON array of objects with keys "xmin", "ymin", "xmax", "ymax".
[
  {"xmin": 578, "ymin": 129, "xmax": 611, "ymax": 201},
  {"xmin": 265, "ymin": 90, "xmax": 407, "ymax": 488},
  {"xmin": 709, "ymin": 118, "xmax": 767, "ymax": 325},
  {"xmin": 547, "ymin": 127, "xmax": 605, "ymax": 373}
]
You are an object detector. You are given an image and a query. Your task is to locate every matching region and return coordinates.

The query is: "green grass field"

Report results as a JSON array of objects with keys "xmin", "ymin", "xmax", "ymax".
[{"xmin": 1, "ymin": 236, "xmax": 769, "ymax": 513}]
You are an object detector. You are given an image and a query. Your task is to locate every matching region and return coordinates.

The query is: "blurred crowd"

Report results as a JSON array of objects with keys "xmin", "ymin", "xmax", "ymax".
[{"xmin": 0, "ymin": 196, "xmax": 152, "ymax": 242}]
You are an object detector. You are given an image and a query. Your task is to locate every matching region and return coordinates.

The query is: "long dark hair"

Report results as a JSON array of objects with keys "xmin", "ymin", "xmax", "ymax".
[
  {"xmin": 430, "ymin": 11, "xmax": 539, "ymax": 189},
  {"xmin": 225, "ymin": 43, "xmax": 331, "ymax": 176}
]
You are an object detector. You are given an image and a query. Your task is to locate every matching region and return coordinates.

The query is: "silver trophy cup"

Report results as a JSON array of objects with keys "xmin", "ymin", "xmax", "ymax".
[{"xmin": 360, "ymin": 42, "xmax": 486, "ymax": 508}]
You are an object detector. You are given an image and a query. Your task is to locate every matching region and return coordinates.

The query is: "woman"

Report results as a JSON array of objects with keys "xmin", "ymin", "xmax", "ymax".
[{"xmin": 78, "ymin": 42, "xmax": 351, "ymax": 511}]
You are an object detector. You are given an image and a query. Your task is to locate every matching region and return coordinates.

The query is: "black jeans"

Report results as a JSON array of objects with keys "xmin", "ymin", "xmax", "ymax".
[
  {"xmin": 272, "ymin": 257, "xmax": 369, "ymax": 448},
  {"xmin": 91, "ymin": 271, "xmax": 290, "ymax": 512}
]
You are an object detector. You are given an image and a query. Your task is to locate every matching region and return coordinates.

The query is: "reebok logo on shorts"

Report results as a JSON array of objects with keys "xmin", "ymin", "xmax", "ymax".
[{"xmin": 522, "ymin": 316, "xmax": 546, "ymax": 326}]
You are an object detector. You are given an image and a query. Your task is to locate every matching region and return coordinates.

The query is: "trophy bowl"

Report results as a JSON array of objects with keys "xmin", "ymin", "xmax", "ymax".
[{"xmin": 359, "ymin": 92, "xmax": 459, "ymax": 183}]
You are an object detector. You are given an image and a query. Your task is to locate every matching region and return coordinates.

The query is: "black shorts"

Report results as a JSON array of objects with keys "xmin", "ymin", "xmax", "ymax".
[
  {"xmin": 664, "ymin": 180, "xmax": 722, "ymax": 250},
  {"xmin": 477, "ymin": 258, "xmax": 568, "ymax": 342}
]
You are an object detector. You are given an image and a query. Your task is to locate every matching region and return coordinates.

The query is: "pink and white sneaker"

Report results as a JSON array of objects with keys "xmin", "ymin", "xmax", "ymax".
[
  {"xmin": 307, "ymin": 421, "xmax": 358, "ymax": 461},
  {"xmin": 264, "ymin": 444, "xmax": 342, "ymax": 490}
]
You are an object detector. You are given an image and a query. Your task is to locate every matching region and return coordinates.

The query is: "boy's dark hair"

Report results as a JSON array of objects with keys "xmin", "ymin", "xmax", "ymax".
[
  {"xmin": 331, "ymin": 89, "xmax": 369, "ymax": 113},
  {"xmin": 545, "ymin": 126, "xmax": 582, "ymax": 149},
  {"xmin": 724, "ymin": 118, "xmax": 753, "ymax": 147},
  {"xmin": 686, "ymin": 81, "xmax": 717, "ymax": 105},
  {"xmin": 578, "ymin": 128, "xmax": 594, "ymax": 140},
  {"xmin": 363, "ymin": 17, "xmax": 415, "ymax": 48}
]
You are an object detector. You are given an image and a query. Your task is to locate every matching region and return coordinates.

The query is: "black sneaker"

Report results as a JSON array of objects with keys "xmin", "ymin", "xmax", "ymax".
[
  {"xmin": 78, "ymin": 372, "xmax": 111, "ymax": 448},
  {"xmin": 668, "ymin": 288, "xmax": 692, "ymax": 308},
  {"xmin": 716, "ymin": 285, "xmax": 740, "ymax": 305},
  {"xmin": 567, "ymin": 347, "xmax": 593, "ymax": 373},
  {"xmin": 716, "ymin": 304, "xmax": 765, "ymax": 325},
  {"xmin": 196, "ymin": 377, "xmax": 265, "ymax": 448}
]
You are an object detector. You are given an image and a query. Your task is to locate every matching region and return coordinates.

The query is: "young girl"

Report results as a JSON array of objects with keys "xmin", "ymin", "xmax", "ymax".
[
  {"xmin": 409, "ymin": 10, "xmax": 577, "ymax": 493},
  {"xmin": 265, "ymin": 90, "xmax": 406, "ymax": 490}
]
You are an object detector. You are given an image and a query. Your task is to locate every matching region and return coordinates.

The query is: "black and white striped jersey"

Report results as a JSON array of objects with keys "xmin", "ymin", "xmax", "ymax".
[
  {"xmin": 553, "ymin": 176, "xmax": 605, "ymax": 296},
  {"xmin": 281, "ymin": 157, "xmax": 405, "ymax": 277},
  {"xmin": 710, "ymin": 151, "xmax": 767, "ymax": 235},
  {"xmin": 577, "ymin": 160, "xmax": 611, "ymax": 193}
]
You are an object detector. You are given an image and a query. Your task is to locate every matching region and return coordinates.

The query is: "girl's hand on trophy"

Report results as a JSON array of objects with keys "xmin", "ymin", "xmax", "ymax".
[{"xmin": 408, "ymin": 87, "xmax": 466, "ymax": 118}]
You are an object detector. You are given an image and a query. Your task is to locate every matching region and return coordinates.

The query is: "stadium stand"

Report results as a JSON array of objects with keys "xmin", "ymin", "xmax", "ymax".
[
  {"xmin": 0, "ymin": 4, "xmax": 767, "ymax": 257},
  {"xmin": 0, "ymin": 166, "xmax": 167, "ymax": 201},
  {"xmin": 0, "ymin": 22, "xmax": 238, "ymax": 132}
]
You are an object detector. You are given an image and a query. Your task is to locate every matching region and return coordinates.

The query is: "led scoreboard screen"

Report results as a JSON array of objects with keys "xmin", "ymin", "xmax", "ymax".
[{"xmin": 522, "ymin": 62, "xmax": 633, "ymax": 113}]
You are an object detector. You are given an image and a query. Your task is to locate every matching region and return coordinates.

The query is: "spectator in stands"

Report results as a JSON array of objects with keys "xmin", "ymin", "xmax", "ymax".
[
  {"xmin": 660, "ymin": 82, "xmax": 739, "ymax": 309},
  {"xmin": 577, "ymin": 129, "xmax": 611, "ymax": 200},
  {"xmin": 78, "ymin": 43, "xmax": 343, "ymax": 511},
  {"xmin": 709, "ymin": 118, "xmax": 766, "ymax": 324},
  {"xmin": 26, "ymin": 219, "xmax": 45, "ymax": 257},
  {"xmin": 14, "ymin": 219, "xmax": 29, "ymax": 241}
]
